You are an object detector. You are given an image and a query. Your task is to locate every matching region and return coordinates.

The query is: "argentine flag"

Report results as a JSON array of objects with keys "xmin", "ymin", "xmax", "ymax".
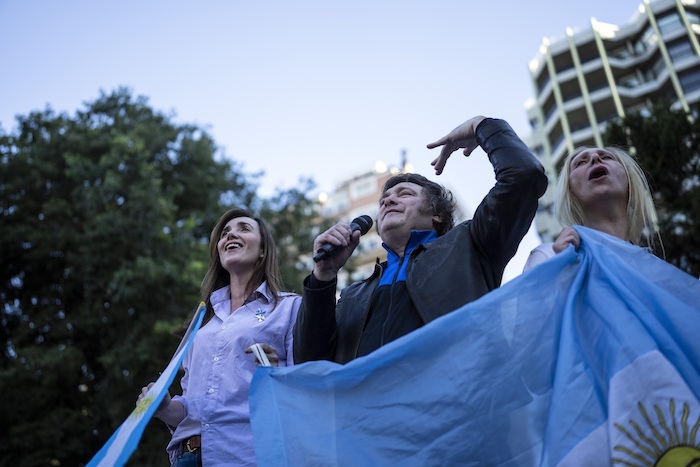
[
  {"xmin": 86, "ymin": 302, "xmax": 206, "ymax": 467},
  {"xmin": 249, "ymin": 227, "xmax": 700, "ymax": 466}
]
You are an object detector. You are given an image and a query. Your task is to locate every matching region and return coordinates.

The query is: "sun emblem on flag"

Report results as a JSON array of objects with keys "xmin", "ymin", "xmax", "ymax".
[
  {"xmin": 130, "ymin": 394, "xmax": 155, "ymax": 419},
  {"xmin": 612, "ymin": 399, "xmax": 700, "ymax": 466}
]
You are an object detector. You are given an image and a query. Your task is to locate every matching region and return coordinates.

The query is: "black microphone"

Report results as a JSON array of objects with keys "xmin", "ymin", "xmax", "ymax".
[{"xmin": 313, "ymin": 215, "xmax": 373, "ymax": 262}]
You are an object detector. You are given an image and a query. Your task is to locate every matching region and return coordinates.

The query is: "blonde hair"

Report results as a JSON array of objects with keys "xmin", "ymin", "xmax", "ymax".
[{"xmin": 556, "ymin": 147, "xmax": 660, "ymax": 249}]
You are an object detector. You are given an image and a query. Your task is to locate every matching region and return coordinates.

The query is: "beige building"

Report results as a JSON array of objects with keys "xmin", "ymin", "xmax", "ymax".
[
  {"xmin": 526, "ymin": 0, "xmax": 700, "ymax": 241},
  {"xmin": 316, "ymin": 157, "xmax": 410, "ymax": 289}
]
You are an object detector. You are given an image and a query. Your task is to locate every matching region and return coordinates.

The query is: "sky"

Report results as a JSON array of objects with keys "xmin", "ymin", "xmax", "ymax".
[{"xmin": 0, "ymin": 0, "xmax": 644, "ymax": 280}]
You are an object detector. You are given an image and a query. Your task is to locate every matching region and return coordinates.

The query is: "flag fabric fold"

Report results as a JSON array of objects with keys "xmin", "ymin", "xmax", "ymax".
[
  {"xmin": 86, "ymin": 302, "xmax": 206, "ymax": 467},
  {"xmin": 249, "ymin": 227, "xmax": 700, "ymax": 466}
]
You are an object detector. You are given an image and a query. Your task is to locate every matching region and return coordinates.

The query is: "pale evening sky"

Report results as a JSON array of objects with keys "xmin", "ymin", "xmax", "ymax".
[{"xmin": 0, "ymin": 0, "xmax": 645, "ymax": 280}]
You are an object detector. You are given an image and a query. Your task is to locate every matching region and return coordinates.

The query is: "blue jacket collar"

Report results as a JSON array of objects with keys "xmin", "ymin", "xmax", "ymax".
[{"xmin": 383, "ymin": 229, "xmax": 438, "ymax": 262}]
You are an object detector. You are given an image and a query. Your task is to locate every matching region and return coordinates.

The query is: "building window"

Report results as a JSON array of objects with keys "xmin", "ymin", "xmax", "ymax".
[
  {"xmin": 680, "ymin": 69, "xmax": 700, "ymax": 93},
  {"xmin": 560, "ymin": 78, "xmax": 583, "ymax": 102},
  {"xmin": 609, "ymin": 45, "xmax": 632, "ymax": 60},
  {"xmin": 349, "ymin": 178, "xmax": 376, "ymax": 200},
  {"xmin": 578, "ymin": 50, "xmax": 599, "ymax": 65},
  {"xmin": 537, "ymin": 72, "xmax": 551, "ymax": 94},
  {"xmin": 587, "ymin": 80, "xmax": 609, "ymax": 94},
  {"xmin": 325, "ymin": 192, "xmax": 349, "ymax": 217},
  {"xmin": 668, "ymin": 40, "xmax": 695, "ymax": 63},
  {"xmin": 656, "ymin": 13, "xmax": 684, "ymax": 35},
  {"xmin": 554, "ymin": 52, "xmax": 575, "ymax": 74},
  {"xmin": 597, "ymin": 111, "xmax": 619, "ymax": 124},
  {"xmin": 544, "ymin": 103, "xmax": 558, "ymax": 123},
  {"xmin": 619, "ymin": 72, "xmax": 643, "ymax": 89},
  {"xmin": 570, "ymin": 121, "xmax": 591, "ymax": 132},
  {"xmin": 550, "ymin": 132, "xmax": 565, "ymax": 153},
  {"xmin": 654, "ymin": 57, "xmax": 667, "ymax": 77},
  {"xmin": 641, "ymin": 26, "xmax": 658, "ymax": 50}
]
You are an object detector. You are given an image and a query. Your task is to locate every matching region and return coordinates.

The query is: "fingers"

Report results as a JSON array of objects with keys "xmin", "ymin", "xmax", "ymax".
[
  {"xmin": 427, "ymin": 131, "xmax": 478, "ymax": 176},
  {"xmin": 137, "ymin": 382, "xmax": 156, "ymax": 405},
  {"xmin": 431, "ymin": 156, "xmax": 446, "ymax": 175},
  {"xmin": 552, "ymin": 227, "xmax": 581, "ymax": 253},
  {"xmin": 247, "ymin": 343, "xmax": 280, "ymax": 367},
  {"xmin": 141, "ymin": 382, "xmax": 155, "ymax": 396},
  {"xmin": 426, "ymin": 135, "xmax": 449, "ymax": 150},
  {"xmin": 427, "ymin": 122, "xmax": 466, "ymax": 150},
  {"xmin": 314, "ymin": 223, "xmax": 353, "ymax": 251},
  {"xmin": 462, "ymin": 142, "xmax": 478, "ymax": 157},
  {"xmin": 259, "ymin": 343, "xmax": 280, "ymax": 367},
  {"xmin": 312, "ymin": 222, "xmax": 359, "ymax": 280},
  {"xmin": 429, "ymin": 143, "xmax": 459, "ymax": 175},
  {"xmin": 427, "ymin": 117, "xmax": 486, "ymax": 172},
  {"xmin": 244, "ymin": 344, "xmax": 273, "ymax": 354}
]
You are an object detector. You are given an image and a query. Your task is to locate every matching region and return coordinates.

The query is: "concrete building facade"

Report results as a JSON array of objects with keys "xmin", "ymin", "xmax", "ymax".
[
  {"xmin": 526, "ymin": 0, "xmax": 700, "ymax": 241},
  {"xmin": 316, "ymin": 158, "xmax": 412, "ymax": 289}
]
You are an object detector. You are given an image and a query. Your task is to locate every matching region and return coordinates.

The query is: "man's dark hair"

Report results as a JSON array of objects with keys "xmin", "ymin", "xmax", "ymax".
[{"xmin": 382, "ymin": 173, "xmax": 455, "ymax": 236}]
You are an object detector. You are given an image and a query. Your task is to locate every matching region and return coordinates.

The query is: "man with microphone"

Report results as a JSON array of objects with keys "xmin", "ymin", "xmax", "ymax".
[{"xmin": 294, "ymin": 115, "xmax": 547, "ymax": 364}]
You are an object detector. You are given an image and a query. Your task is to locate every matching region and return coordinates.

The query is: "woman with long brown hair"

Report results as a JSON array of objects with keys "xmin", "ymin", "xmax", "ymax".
[{"xmin": 139, "ymin": 208, "xmax": 300, "ymax": 466}]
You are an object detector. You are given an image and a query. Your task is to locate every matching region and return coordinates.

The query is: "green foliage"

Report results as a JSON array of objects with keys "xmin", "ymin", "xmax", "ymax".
[
  {"xmin": 258, "ymin": 177, "xmax": 336, "ymax": 293},
  {"xmin": 0, "ymin": 88, "xmax": 319, "ymax": 466},
  {"xmin": 604, "ymin": 101, "xmax": 700, "ymax": 277}
]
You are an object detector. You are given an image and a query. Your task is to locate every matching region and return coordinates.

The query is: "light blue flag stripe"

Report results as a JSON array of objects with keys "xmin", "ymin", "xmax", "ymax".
[
  {"xmin": 249, "ymin": 227, "xmax": 700, "ymax": 466},
  {"xmin": 86, "ymin": 302, "xmax": 207, "ymax": 467}
]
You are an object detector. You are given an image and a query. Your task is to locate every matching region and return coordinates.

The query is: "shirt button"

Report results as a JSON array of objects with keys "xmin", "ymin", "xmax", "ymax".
[
  {"xmin": 213, "ymin": 356, "xmax": 220, "ymax": 362},
  {"xmin": 208, "ymin": 388, "xmax": 214, "ymax": 394},
  {"xmin": 204, "ymin": 424, "xmax": 210, "ymax": 430},
  {"xmin": 221, "ymin": 325, "xmax": 227, "ymax": 330}
]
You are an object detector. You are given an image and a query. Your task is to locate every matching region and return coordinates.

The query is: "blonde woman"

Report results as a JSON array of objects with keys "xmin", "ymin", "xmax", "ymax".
[{"xmin": 524, "ymin": 147, "xmax": 659, "ymax": 272}]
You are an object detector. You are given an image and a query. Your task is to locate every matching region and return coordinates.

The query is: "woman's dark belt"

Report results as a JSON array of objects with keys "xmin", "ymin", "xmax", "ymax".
[{"xmin": 184, "ymin": 435, "xmax": 201, "ymax": 452}]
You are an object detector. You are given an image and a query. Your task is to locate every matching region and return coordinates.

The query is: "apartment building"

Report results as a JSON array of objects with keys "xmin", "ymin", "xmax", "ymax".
[
  {"xmin": 315, "ymin": 158, "xmax": 410, "ymax": 289},
  {"xmin": 526, "ymin": 0, "xmax": 700, "ymax": 241}
]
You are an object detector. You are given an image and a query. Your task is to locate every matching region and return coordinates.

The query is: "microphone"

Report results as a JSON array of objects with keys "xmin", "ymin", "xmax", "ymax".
[{"xmin": 313, "ymin": 215, "xmax": 373, "ymax": 262}]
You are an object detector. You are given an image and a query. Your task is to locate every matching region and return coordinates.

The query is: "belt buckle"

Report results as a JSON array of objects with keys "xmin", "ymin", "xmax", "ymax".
[{"xmin": 185, "ymin": 437, "xmax": 198, "ymax": 453}]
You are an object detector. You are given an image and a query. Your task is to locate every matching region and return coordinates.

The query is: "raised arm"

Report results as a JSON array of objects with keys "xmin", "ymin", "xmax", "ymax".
[{"xmin": 428, "ymin": 117, "xmax": 548, "ymax": 269}]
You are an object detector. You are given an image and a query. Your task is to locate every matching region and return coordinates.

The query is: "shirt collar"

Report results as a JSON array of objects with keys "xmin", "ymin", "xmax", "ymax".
[{"xmin": 210, "ymin": 280, "xmax": 272, "ymax": 308}]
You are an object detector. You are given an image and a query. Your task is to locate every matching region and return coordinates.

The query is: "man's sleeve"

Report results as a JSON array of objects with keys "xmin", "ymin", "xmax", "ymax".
[
  {"xmin": 469, "ymin": 118, "xmax": 548, "ymax": 269},
  {"xmin": 293, "ymin": 275, "xmax": 339, "ymax": 363}
]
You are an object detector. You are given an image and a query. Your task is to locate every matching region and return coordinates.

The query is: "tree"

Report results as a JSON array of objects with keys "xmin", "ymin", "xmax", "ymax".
[
  {"xmin": 0, "ymin": 88, "xmax": 319, "ymax": 466},
  {"xmin": 258, "ymin": 177, "xmax": 336, "ymax": 293},
  {"xmin": 604, "ymin": 101, "xmax": 700, "ymax": 277}
]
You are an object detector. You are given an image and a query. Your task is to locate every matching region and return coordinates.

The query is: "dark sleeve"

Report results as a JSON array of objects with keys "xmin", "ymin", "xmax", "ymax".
[
  {"xmin": 293, "ymin": 274, "xmax": 339, "ymax": 363},
  {"xmin": 469, "ymin": 118, "xmax": 548, "ymax": 269}
]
